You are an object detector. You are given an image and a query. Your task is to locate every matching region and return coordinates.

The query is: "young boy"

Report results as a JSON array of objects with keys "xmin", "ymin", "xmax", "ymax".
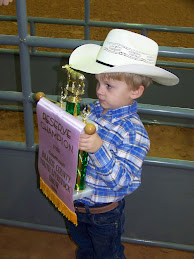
[{"xmin": 66, "ymin": 29, "xmax": 179, "ymax": 259}]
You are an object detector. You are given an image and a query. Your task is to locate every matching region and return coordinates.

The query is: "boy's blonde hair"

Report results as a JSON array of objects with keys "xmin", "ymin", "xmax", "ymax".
[{"xmin": 97, "ymin": 72, "xmax": 152, "ymax": 90}]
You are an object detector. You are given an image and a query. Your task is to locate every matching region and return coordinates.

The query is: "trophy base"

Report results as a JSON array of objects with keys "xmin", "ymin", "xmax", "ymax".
[{"xmin": 73, "ymin": 185, "xmax": 93, "ymax": 201}]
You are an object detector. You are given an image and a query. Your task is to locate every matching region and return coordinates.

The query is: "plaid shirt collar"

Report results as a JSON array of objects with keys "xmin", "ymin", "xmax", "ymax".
[{"xmin": 93, "ymin": 100, "xmax": 138, "ymax": 120}]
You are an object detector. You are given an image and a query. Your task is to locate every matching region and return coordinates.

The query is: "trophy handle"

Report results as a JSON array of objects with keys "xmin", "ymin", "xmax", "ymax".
[
  {"xmin": 35, "ymin": 92, "xmax": 45, "ymax": 101},
  {"xmin": 84, "ymin": 123, "xmax": 96, "ymax": 135}
]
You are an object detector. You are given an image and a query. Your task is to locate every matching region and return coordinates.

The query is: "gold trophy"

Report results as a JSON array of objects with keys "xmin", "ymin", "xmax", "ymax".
[{"xmin": 62, "ymin": 65, "xmax": 96, "ymax": 191}]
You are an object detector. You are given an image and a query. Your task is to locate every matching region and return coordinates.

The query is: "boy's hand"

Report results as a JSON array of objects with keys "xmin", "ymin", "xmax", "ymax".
[{"xmin": 79, "ymin": 132, "xmax": 103, "ymax": 153}]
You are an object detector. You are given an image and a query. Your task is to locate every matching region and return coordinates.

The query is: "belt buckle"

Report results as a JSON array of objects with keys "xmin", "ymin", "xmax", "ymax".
[
  {"xmin": 75, "ymin": 206, "xmax": 82, "ymax": 213},
  {"xmin": 75, "ymin": 205, "xmax": 87, "ymax": 213}
]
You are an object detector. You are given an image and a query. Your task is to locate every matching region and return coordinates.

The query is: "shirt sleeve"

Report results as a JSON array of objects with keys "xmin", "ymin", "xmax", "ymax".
[{"xmin": 88, "ymin": 128, "xmax": 150, "ymax": 193}]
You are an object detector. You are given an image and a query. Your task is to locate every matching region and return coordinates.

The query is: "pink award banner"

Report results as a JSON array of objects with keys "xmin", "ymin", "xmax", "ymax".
[{"xmin": 36, "ymin": 97, "xmax": 85, "ymax": 224}]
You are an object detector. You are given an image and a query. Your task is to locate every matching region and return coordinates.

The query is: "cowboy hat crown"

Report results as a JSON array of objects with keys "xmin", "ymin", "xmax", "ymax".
[{"xmin": 69, "ymin": 29, "xmax": 179, "ymax": 86}]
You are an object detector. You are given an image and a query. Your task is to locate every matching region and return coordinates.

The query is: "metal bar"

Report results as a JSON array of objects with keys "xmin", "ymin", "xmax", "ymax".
[
  {"xmin": 15, "ymin": 0, "xmax": 35, "ymax": 149},
  {"xmin": 15, "ymin": 1, "xmax": 28, "ymax": 39},
  {"xmin": 25, "ymin": 35, "xmax": 194, "ymax": 60},
  {"xmin": 28, "ymin": 51, "xmax": 70, "ymax": 58},
  {"xmin": 1, "ymin": 15, "xmax": 194, "ymax": 34},
  {"xmin": 1, "ymin": 34, "xmax": 193, "ymax": 60},
  {"xmin": 0, "ymin": 15, "xmax": 83, "ymax": 26},
  {"xmin": 0, "ymin": 140, "xmax": 37, "ymax": 152},
  {"xmin": 0, "ymin": 91, "xmax": 23, "ymax": 102},
  {"xmin": 0, "ymin": 105, "xmax": 25, "ymax": 112},
  {"xmin": 0, "ymin": 35, "xmax": 19, "ymax": 45},
  {"xmin": 159, "ymin": 46, "xmax": 194, "ymax": 59},
  {"xmin": 156, "ymin": 60, "xmax": 194, "ymax": 69},
  {"xmin": 84, "ymin": 0, "xmax": 90, "ymax": 40},
  {"xmin": 144, "ymin": 157, "xmax": 194, "ymax": 170},
  {"xmin": 29, "ymin": 21, "xmax": 36, "ymax": 53},
  {"xmin": 0, "ymin": 219, "xmax": 68, "ymax": 235},
  {"xmin": 0, "ymin": 48, "xmax": 70, "ymax": 58},
  {"xmin": 28, "ymin": 17, "xmax": 85, "ymax": 26},
  {"xmin": 88, "ymin": 20, "xmax": 194, "ymax": 34},
  {"xmin": 121, "ymin": 237, "xmax": 194, "ymax": 253},
  {"xmin": 0, "ymin": 49, "xmax": 19, "ymax": 54},
  {"xmin": 0, "ymin": 15, "xmax": 17, "ymax": 21},
  {"xmin": 141, "ymin": 119, "xmax": 194, "ymax": 129},
  {"xmin": 25, "ymin": 35, "xmax": 101, "ymax": 49},
  {"xmin": 141, "ymin": 28, "xmax": 147, "ymax": 36},
  {"xmin": 0, "ymin": 92, "xmax": 58, "ymax": 103},
  {"xmin": 29, "ymin": 21, "xmax": 36, "ymax": 35},
  {"xmin": 137, "ymin": 103, "xmax": 194, "ymax": 119}
]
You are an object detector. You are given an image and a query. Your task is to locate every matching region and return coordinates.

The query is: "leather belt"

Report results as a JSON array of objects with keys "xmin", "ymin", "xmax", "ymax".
[{"xmin": 75, "ymin": 201, "xmax": 119, "ymax": 214}]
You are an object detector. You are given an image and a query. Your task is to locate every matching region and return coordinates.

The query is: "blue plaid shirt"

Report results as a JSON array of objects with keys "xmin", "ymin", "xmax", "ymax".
[{"xmin": 81, "ymin": 100, "xmax": 150, "ymax": 205}]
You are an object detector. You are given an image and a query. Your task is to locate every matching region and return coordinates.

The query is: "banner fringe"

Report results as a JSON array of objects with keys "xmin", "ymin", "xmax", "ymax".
[{"xmin": 40, "ymin": 177, "xmax": 77, "ymax": 226}]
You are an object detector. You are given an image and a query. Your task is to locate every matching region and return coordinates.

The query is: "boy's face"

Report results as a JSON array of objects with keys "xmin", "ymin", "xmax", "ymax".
[{"xmin": 95, "ymin": 74, "xmax": 134, "ymax": 114}]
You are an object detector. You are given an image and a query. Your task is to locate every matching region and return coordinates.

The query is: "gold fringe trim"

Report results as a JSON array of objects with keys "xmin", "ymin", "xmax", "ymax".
[
  {"xmin": 40, "ymin": 177, "xmax": 77, "ymax": 226},
  {"xmin": 45, "ymin": 97, "xmax": 59, "ymax": 104}
]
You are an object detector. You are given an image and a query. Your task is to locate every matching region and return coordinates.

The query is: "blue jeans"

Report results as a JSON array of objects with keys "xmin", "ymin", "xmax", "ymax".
[{"xmin": 66, "ymin": 199, "xmax": 126, "ymax": 259}]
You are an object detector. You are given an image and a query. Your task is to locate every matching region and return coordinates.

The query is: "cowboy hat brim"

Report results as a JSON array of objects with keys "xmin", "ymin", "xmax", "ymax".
[{"xmin": 69, "ymin": 44, "xmax": 179, "ymax": 86}]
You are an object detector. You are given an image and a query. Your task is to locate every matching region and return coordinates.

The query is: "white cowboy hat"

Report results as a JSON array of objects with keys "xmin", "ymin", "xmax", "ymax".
[{"xmin": 69, "ymin": 29, "xmax": 179, "ymax": 86}]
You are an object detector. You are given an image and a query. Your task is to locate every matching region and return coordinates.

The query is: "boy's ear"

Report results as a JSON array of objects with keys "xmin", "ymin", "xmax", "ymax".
[{"xmin": 130, "ymin": 85, "xmax": 145, "ymax": 99}]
